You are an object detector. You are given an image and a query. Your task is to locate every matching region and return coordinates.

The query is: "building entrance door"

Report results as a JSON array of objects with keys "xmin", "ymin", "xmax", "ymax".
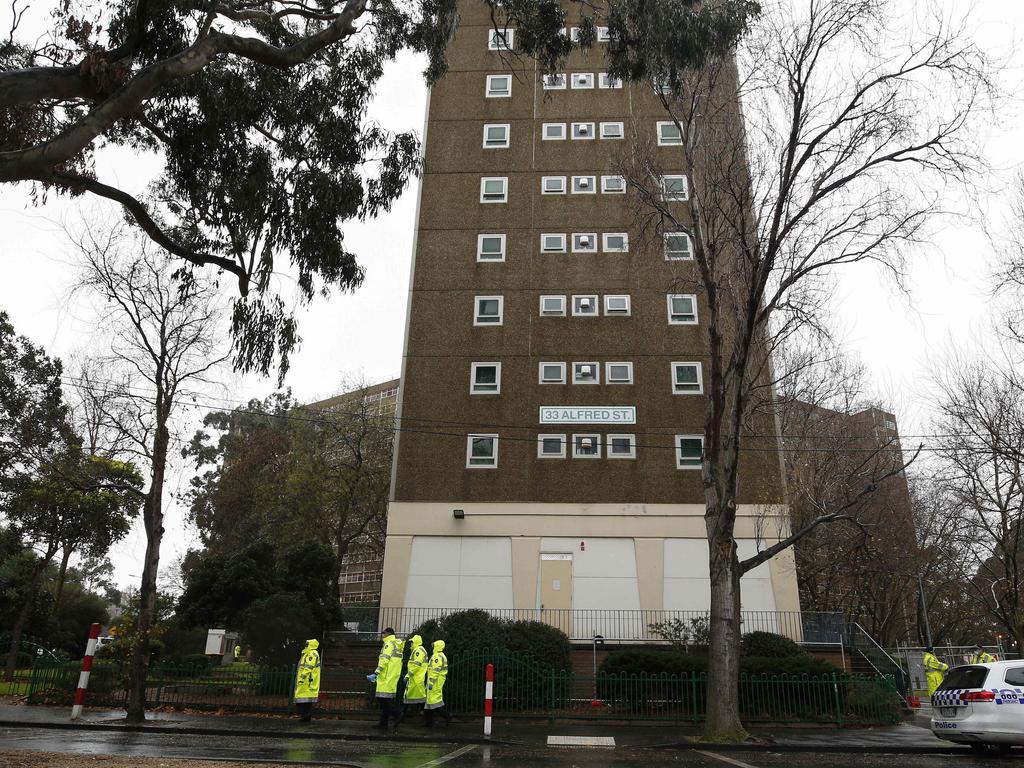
[{"xmin": 539, "ymin": 553, "xmax": 573, "ymax": 637}]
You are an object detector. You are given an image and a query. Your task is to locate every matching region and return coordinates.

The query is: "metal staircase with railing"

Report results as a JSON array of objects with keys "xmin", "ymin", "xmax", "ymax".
[{"xmin": 848, "ymin": 622, "xmax": 909, "ymax": 698}]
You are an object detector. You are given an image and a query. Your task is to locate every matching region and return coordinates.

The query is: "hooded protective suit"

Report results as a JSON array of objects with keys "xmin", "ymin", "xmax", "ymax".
[
  {"xmin": 294, "ymin": 639, "xmax": 321, "ymax": 703},
  {"xmin": 924, "ymin": 650, "xmax": 948, "ymax": 696},
  {"xmin": 374, "ymin": 633, "xmax": 405, "ymax": 698},
  {"xmin": 403, "ymin": 634, "xmax": 428, "ymax": 704},
  {"xmin": 425, "ymin": 640, "xmax": 448, "ymax": 710}
]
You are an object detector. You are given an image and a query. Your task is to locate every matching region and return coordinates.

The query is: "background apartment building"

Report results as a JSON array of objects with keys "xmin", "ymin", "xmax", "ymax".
[{"xmin": 381, "ymin": 2, "xmax": 801, "ymax": 638}]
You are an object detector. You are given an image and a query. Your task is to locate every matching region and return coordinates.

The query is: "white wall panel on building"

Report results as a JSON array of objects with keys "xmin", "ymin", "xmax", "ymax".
[
  {"xmin": 663, "ymin": 538, "xmax": 778, "ymax": 615},
  {"xmin": 405, "ymin": 537, "xmax": 514, "ymax": 611}
]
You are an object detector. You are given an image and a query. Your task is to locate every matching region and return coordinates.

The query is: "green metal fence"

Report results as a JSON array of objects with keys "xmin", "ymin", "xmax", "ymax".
[{"xmin": 25, "ymin": 653, "xmax": 901, "ymax": 726}]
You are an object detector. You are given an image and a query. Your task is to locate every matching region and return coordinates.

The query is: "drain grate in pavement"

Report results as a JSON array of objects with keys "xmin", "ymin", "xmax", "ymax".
[{"xmin": 547, "ymin": 735, "xmax": 616, "ymax": 748}]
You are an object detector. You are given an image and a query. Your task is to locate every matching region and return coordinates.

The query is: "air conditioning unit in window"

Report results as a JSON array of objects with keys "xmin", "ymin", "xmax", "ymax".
[
  {"xmin": 578, "ymin": 178, "xmax": 590, "ymax": 188},
  {"xmin": 579, "ymin": 236, "xmax": 591, "ymax": 247},
  {"xmin": 580, "ymin": 364, "xmax": 593, "ymax": 376},
  {"xmin": 579, "ymin": 299, "xmax": 592, "ymax": 310},
  {"xmin": 581, "ymin": 437, "xmax": 594, "ymax": 449},
  {"xmin": 578, "ymin": 125, "xmax": 590, "ymax": 135}
]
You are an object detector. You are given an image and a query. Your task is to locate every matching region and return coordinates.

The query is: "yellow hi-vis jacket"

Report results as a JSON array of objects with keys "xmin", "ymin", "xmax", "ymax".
[
  {"xmin": 374, "ymin": 634, "xmax": 405, "ymax": 698},
  {"xmin": 294, "ymin": 639, "xmax": 321, "ymax": 703},
  {"xmin": 971, "ymin": 650, "xmax": 997, "ymax": 664},
  {"xmin": 924, "ymin": 651, "xmax": 949, "ymax": 696},
  {"xmin": 404, "ymin": 634, "xmax": 428, "ymax": 704},
  {"xmin": 425, "ymin": 640, "xmax": 448, "ymax": 710}
]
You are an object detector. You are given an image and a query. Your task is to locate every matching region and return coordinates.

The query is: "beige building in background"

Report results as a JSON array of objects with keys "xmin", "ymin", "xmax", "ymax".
[{"xmin": 381, "ymin": 2, "xmax": 800, "ymax": 638}]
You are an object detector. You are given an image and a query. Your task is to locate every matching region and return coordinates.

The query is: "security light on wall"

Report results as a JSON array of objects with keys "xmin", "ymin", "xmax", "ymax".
[{"xmin": 453, "ymin": 509, "xmax": 465, "ymax": 520}]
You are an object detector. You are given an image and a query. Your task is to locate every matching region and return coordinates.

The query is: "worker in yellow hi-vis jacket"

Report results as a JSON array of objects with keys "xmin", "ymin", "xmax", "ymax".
[
  {"xmin": 424, "ymin": 639, "xmax": 451, "ymax": 727},
  {"xmin": 400, "ymin": 634, "xmax": 428, "ymax": 725},
  {"xmin": 368, "ymin": 627, "xmax": 404, "ymax": 731},
  {"xmin": 293, "ymin": 639, "xmax": 321, "ymax": 722},
  {"xmin": 924, "ymin": 646, "xmax": 949, "ymax": 696}
]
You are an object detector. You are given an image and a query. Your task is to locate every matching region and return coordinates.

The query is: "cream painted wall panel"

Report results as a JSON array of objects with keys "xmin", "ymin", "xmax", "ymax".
[
  {"xmin": 541, "ymin": 538, "xmax": 637, "ymax": 578},
  {"xmin": 663, "ymin": 539, "xmax": 778, "ymax": 612},
  {"xmin": 663, "ymin": 579, "xmax": 712, "ymax": 611},
  {"xmin": 405, "ymin": 537, "xmax": 515, "ymax": 610},
  {"xmin": 405, "ymin": 574, "xmax": 460, "ymax": 608},
  {"xmin": 459, "ymin": 575, "xmax": 514, "ymax": 608},
  {"xmin": 735, "ymin": 540, "xmax": 773, "ymax": 579},
  {"xmin": 461, "ymin": 537, "xmax": 513, "ymax": 576},
  {"xmin": 664, "ymin": 539, "xmax": 708, "ymax": 578},
  {"xmin": 408, "ymin": 537, "xmax": 461, "ymax": 576},
  {"xmin": 575, "ymin": 577, "xmax": 642, "ymax": 610}
]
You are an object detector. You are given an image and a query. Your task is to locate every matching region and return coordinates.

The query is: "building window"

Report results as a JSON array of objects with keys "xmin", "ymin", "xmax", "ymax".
[
  {"xmin": 571, "ymin": 73, "xmax": 594, "ymax": 89},
  {"xmin": 661, "ymin": 175, "xmax": 689, "ymax": 200},
  {"xmin": 488, "ymin": 28, "xmax": 514, "ymax": 51},
  {"xmin": 599, "ymin": 73, "xmax": 622, "ymax": 88},
  {"xmin": 600, "ymin": 121, "xmax": 624, "ymax": 139},
  {"xmin": 571, "ymin": 122, "xmax": 595, "ymax": 140},
  {"xmin": 539, "ymin": 362, "xmax": 566, "ymax": 384},
  {"xmin": 572, "ymin": 296, "xmax": 598, "ymax": 317},
  {"xmin": 602, "ymin": 233, "xmax": 629, "ymax": 252},
  {"xmin": 597, "ymin": 27, "xmax": 611, "ymax": 42},
  {"xmin": 605, "ymin": 362, "xmax": 633, "ymax": 384},
  {"xmin": 569, "ymin": 26, "xmax": 581, "ymax": 42},
  {"xmin": 572, "ymin": 361, "xmax": 599, "ymax": 383},
  {"xmin": 467, "ymin": 434, "xmax": 499, "ymax": 468},
  {"xmin": 604, "ymin": 295, "xmax": 631, "ymax": 316},
  {"xmin": 483, "ymin": 123, "xmax": 510, "ymax": 148},
  {"xmin": 657, "ymin": 121, "xmax": 683, "ymax": 146},
  {"xmin": 676, "ymin": 435, "xmax": 703, "ymax": 469},
  {"xmin": 474, "ymin": 296, "xmax": 504, "ymax": 326},
  {"xmin": 572, "ymin": 434, "xmax": 601, "ymax": 458},
  {"xmin": 539, "ymin": 295, "xmax": 566, "ymax": 316},
  {"xmin": 480, "ymin": 177, "xmax": 508, "ymax": 203},
  {"xmin": 486, "ymin": 74, "xmax": 511, "ymax": 97},
  {"xmin": 543, "ymin": 123, "xmax": 566, "ymax": 140},
  {"xmin": 664, "ymin": 232, "xmax": 692, "ymax": 260},
  {"xmin": 571, "ymin": 175, "xmax": 596, "ymax": 194},
  {"xmin": 601, "ymin": 175, "xmax": 626, "ymax": 194},
  {"xmin": 541, "ymin": 233, "xmax": 567, "ymax": 253},
  {"xmin": 470, "ymin": 362, "xmax": 501, "ymax": 394},
  {"xmin": 672, "ymin": 362, "xmax": 703, "ymax": 394},
  {"xmin": 667, "ymin": 294, "xmax": 697, "ymax": 324},
  {"xmin": 542, "ymin": 176, "xmax": 566, "ymax": 195},
  {"xmin": 572, "ymin": 233, "xmax": 597, "ymax": 253},
  {"xmin": 607, "ymin": 434, "xmax": 636, "ymax": 459},
  {"xmin": 543, "ymin": 73, "xmax": 566, "ymax": 90},
  {"xmin": 477, "ymin": 234, "xmax": 506, "ymax": 262},
  {"xmin": 537, "ymin": 434, "xmax": 567, "ymax": 459}
]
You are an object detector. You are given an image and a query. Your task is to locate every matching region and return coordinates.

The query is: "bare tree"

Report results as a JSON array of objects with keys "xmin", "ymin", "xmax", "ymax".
[
  {"xmin": 72, "ymin": 222, "xmax": 229, "ymax": 724},
  {"xmin": 618, "ymin": 0, "xmax": 993, "ymax": 738}
]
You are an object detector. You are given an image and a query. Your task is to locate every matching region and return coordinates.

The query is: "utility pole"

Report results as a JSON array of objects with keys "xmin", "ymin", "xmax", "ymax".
[{"xmin": 918, "ymin": 574, "xmax": 933, "ymax": 647}]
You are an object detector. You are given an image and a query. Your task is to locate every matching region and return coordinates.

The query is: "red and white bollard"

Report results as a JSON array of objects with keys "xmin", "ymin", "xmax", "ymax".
[
  {"xmin": 483, "ymin": 662, "xmax": 494, "ymax": 738},
  {"xmin": 71, "ymin": 623, "xmax": 101, "ymax": 720}
]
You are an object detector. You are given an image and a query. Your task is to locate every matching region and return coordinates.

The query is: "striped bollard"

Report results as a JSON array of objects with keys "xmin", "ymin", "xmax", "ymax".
[
  {"xmin": 71, "ymin": 623, "xmax": 101, "ymax": 720},
  {"xmin": 484, "ymin": 662, "xmax": 494, "ymax": 738}
]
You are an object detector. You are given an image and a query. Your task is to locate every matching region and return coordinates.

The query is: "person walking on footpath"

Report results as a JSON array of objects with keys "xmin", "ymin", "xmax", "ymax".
[
  {"xmin": 424, "ymin": 639, "xmax": 451, "ymax": 727},
  {"xmin": 367, "ymin": 627, "xmax": 404, "ymax": 731},
  {"xmin": 971, "ymin": 644, "xmax": 997, "ymax": 664},
  {"xmin": 924, "ymin": 646, "xmax": 949, "ymax": 696},
  {"xmin": 293, "ymin": 639, "xmax": 321, "ymax": 722},
  {"xmin": 399, "ymin": 634, "xmax": 428, "ymax": 725}
]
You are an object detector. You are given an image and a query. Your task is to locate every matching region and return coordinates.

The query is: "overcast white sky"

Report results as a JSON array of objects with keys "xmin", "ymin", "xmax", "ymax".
[{"xmin": 1, "ymin": 0, "xmax": 1024, "ymax": 590}]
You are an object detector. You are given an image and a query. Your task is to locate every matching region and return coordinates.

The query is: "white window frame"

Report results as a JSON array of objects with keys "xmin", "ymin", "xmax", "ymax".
[
  {"xmin": 537, "ymin": 434, "xmax": 567, "ymax": 459},
  {"xmin": 604, "ymin": 295, "xmax": 631, "ymax": 316},
  {"xmin": 541, "ymin": 233, "xmax": 567, "ymax": 253},
  {"xmin": 657, "ymin": 121, "xmax": 683, "ymax": 146},
  {"xmin": 667, "ymin": 294, "xmax": 698, "ymax": 324},
  {"xmin": 600, "ymin": 121, "xmax": 624, "ymax": 139},
  {"xmin": 676, "ymin": 434, "xmax": 703, "ymax": 470},
  {"xmin": 542, "ymin": 122, "xmax": 566, "ymax": 140},
  {"xmin": 571, "ymin": 72, "xmax": 594, "ymax": 89},
  {"xmin": 539, "ymin": 295, "xmax": 566, "ymax": 317},
  {"xmin": 473, "ymin": 295, "xmax": 504, "ymax": 326},
  {"xmin": 482, "ymin": 123, "xmax": 510, "ymax": 149},
  {"xmin": 538, "ymin": 362, "xmax": 566, "ymax": 384},
  {"xmin": 601, "ymin": 175, "xmax": 626, "ymax": 194},
  {"xmin": 661, "ymin": 174, "xmax": 689, "ymax": 201},
  {"xmin": 671, "ymin": 361, "xmax": 704, "ymax": 394},
  {"xmin": 571, "ymin": 175, "xmax": 596, "ymax": 194},
  {"xmin": 599, "ymin": 73, "xmax": 623, "ymax": 89},
  {"xmin": 466, "ymin": 434, "xmax": 499, "ymax": 468},
  {"xmin": 597, "ymin": 26, "xmax": 611, "ymax": 42},
  {"xmin": 572, "ymin": 361, "xmax": 600, "ymax": 383},
  {"xmin": 571, "ymin": 122, "xmax": 595, "ymax": 140},
  {"xmin": 572, "ymin": 296, "xmax": 599, "ymax": 317},
  {"xmin": 542, "ymin": 176, "xmax": 567, "ymax": 195},
  {"xmin": 602, "ymin": 233, "xmax": 629, "ymax": 252},
  {"xmin": 605, "ymin": 362, "xmax": 634, "ymax": 384},
  {"xmin": 476, "ymin": 233, "xmax": 506, "ymax": 263},
  {"xmin": 572, "ymin": 233, "xmax": 598, "ymax": 253},
  {"xmin": 486, "ymin": 74, "xmax": 511, "ymax": 98},
  {"xmin": 480, "ymin": 177, "xmax": 508, "ymax": 203},
  {"xmin": 488, "ymin": 28, "xmax": 514, "ymax": 51},
  {"xmin": 664, "ymin": 232, "xmax": 693, "ymax": 260},
  {"xmin": 607, "ymin": 433, "xmax": 637, "ymax": 459},
  {"xmin": 470, "ymin": 362, "xmax": 502, "ymax": 395},
  {"xmin": 542, "ymin": 73, "xmax": 567, "ymax": 90},
  {"xmin": 572, "ymin": 433, "xmax": 602, "ymax": 459}
]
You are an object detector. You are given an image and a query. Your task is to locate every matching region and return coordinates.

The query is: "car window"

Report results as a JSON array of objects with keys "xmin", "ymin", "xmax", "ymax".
[
  {"xmin": 937, "ymin": 666, "xmax": 988, "ymax": 691},
  {"xmin": 1005, "ymin": 667, "xmax": 1024, "ymax": 685}
]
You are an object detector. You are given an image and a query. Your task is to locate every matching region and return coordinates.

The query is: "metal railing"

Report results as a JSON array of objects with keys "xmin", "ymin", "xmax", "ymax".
[{"xmin": 849, "ymin": 623, "xmax": 909, "ymax": 697}]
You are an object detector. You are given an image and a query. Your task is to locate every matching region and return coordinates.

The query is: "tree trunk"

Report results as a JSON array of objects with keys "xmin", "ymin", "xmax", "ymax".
[
  {"xmin": 3, "ymin": 559, "xmax": 49, "ymax": 682},
  {"xmin": 126, "ymin": 422, "xmax": 169, "ymax": 724},
  {"xmin": 53, "ymin": 546, "xmax": 73, "ymax": 613}
]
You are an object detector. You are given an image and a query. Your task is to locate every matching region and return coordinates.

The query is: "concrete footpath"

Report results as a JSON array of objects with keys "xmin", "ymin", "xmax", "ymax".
[{"xmin": 0, "ymin": 702, "xmax": 965, "ymax": 754}]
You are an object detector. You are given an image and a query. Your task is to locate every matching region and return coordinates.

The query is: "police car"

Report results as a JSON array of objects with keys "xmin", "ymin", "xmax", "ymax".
[{"xmin": 931, "ymin": 661, "xmax": 1024, "ymax": 752}]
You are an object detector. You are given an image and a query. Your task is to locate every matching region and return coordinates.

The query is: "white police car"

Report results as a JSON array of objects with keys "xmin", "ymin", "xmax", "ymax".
[{"xmin": 931, "ymin": 661, "xmax": 1024, "ymax": 753}]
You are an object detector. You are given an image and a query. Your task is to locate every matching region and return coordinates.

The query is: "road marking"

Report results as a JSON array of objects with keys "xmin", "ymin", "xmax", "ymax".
[
  {"xmin": 415, "ymin": 744, "xmax": 477, "ymax": 767},
  {"xmin": 547, "ymin": 735, "xmax": 616, "ymax": 747},
  {"xmin": 695, "ymin": 750, "xmax": 760, "ymax": 768}
]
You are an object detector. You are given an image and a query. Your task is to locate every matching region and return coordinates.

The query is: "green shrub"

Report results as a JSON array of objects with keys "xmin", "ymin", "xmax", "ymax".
[
  {"xmin": 741, "ymin": 655, "xmax": 837, "ymax": 677},
  {"xmin": 740, "ymin": 631, "xmax": 804, "ymax": 659},
  {"xmin": 599, "ymin": 650, "xmax": 706, "ymax": 677},
  {"xmin": 177, "ymin": 654, "xmax": 214, "ymax": 672},
  {"xmin": 844, "ymin": 678, "xmax": 902, "ymax": 723}
]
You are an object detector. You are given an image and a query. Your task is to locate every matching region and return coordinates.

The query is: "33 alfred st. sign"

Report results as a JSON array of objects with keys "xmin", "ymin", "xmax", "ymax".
[{"xmin": 538, "ymin": 406, "xmax": 637, "ymax": 425}]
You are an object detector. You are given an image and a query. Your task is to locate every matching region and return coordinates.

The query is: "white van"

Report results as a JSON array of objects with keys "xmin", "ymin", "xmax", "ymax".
[{"xmin": 931, "ymin": 661, "xmax": 1024, "ymax": 754}]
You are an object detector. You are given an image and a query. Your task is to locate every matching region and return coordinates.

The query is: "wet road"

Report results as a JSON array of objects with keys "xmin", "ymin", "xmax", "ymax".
[{"xmin": 2, "ymin": 726, "xmax": 1023, "ymax": 767}]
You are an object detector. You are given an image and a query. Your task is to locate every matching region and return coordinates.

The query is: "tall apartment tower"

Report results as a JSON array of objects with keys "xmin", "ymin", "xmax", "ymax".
[{"xmin": 381, "ymin": 2, "xmax": 800, "ymax": 637}]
